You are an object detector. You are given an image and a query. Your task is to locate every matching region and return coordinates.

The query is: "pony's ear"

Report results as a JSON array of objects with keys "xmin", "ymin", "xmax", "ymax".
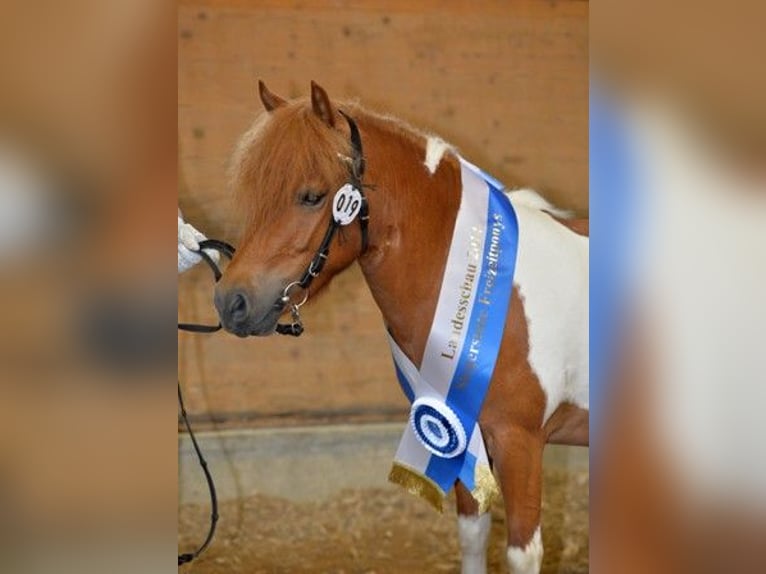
[
  {"xmin": 310, "ymin": 80, "xmax": 335, "ymax": 127},
  {"xmin": 258, "ymin": 80, "xmax": 286, "ymax": 112}
]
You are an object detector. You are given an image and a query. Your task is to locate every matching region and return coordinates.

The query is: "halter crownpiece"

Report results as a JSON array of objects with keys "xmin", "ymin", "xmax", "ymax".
[{"xmin": 274, "ymin": 110, "xmax": 368, "ymax": 337}]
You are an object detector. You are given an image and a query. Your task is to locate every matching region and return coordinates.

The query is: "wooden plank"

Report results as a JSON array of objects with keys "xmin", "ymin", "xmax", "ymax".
[
  {"xmin": 178, "ymin": 0, "xmax": 587, "ymax": 427},
  {"xmin": 178, "ymin": 0, "xmax": 587, "ymax": 16}
]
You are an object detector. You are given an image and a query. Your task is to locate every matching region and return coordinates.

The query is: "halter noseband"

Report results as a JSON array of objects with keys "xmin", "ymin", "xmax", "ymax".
[{"xmin": 274, "ymin": 110, "xmax": 369, "ymax": 336}]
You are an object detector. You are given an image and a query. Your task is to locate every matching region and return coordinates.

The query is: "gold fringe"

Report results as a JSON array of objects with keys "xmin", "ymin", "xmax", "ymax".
[
  {"xmin": 388, "ymin": 462, "xmax": 445, "ymax": 512},
  {"xmin": 471, "ymin": 462, "xmax": 500, "ymax": 514}
]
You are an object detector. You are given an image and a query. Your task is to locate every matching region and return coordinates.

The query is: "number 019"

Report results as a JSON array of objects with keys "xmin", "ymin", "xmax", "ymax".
[{"xmin": 335, "ymin": 194, "xmax": 360, "ymax": 215}]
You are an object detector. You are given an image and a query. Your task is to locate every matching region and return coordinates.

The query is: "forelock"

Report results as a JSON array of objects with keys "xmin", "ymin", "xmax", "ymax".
[{"xmin": 231, "ymin": 101, "xmax": 350, "ymax": 229}]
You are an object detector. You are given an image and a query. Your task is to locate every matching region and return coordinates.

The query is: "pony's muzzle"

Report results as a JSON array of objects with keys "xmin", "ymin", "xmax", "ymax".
[{"xmin": 214, "ymin": 284, "xmax": 284, "ymax": 337}]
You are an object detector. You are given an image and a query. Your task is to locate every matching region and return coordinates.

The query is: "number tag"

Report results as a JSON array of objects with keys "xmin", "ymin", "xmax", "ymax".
[{"xmin": 332, "ymin": 184, "xmax": 363, "ymax": 226}]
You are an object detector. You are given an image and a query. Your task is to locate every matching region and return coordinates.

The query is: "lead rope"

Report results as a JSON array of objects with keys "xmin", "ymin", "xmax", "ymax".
[
  {"xmin": 177, "ymin": 381, "xmax": 218, "ymax": 565},
  {"xmin": 178, "ymin": 238, "xmax": 235, "ymax": 565}
]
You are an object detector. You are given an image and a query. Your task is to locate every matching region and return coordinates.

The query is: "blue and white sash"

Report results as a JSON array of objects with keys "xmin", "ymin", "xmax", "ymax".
[{"xmin": 387, "ymin": 158, "xmax": 519, "ymax": 512}]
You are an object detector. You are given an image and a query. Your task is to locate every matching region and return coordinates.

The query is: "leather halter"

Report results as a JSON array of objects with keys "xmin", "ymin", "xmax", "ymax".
[{"xmin": 274, "ymin": 110, "xmax": 369, "ymax": 336}]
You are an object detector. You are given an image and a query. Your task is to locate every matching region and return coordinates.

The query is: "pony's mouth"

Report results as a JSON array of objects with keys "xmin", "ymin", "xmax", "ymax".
[
  {"xmin": 239, "ymin": 305, "xmax": 283, "ymax": 337},
  {"xmin": 228, "ymin": 300, "xmax": 287, "ymax": 338}
]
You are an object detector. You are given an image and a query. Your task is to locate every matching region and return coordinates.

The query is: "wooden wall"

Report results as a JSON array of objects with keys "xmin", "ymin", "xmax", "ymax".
[{"xmin": 178, "ymin": 0, "xmax": 588, "ymax": 428}]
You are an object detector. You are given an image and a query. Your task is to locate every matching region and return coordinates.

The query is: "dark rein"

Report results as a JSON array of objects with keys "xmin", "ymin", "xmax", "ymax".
[{"xmin": 177, "ymin": 111, "xmax": 368, "ymax": 565}]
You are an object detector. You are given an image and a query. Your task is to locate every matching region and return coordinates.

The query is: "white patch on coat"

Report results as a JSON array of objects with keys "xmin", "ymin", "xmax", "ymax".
[
  {"xmin": 506, "ymin": 526, "xmax": 543, "ymax": 574},
  {"xmin": 510, "ymin": 188, "xmax": 573, "ymax": 219},
  {"xmin": 424, "ymin": 136, "xmax": 452, "ymax": 174},
  {"xmin": 508, "ymin": 190, "xmax": 589, "ymax": 422},
  {"xmin": 457, "ymin": 513, "xmax": 491, "ymax": 574}
]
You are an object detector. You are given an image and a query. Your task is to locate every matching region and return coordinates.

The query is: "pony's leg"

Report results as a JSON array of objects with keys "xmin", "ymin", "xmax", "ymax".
[
  {"xmin": 492, "ymin": 426, "xmax": 544, "ymax": 574},
  {"xmin": 455, "ymin": 480, "xmax": 491, "ymax": 574}
]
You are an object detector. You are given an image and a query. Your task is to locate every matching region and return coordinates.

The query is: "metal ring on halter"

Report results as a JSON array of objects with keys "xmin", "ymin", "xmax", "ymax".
[{"xmin": 281, "ymin": 281, "xmax": 309, "ymax": 308}]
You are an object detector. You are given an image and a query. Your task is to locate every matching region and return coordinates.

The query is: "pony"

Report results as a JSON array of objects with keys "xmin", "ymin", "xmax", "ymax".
[{"xmin": 214, "ymin": 81, "xmax": 589, "ymax": 574}]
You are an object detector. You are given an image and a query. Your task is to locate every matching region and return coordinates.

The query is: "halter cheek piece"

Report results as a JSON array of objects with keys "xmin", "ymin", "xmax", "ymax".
[{"xmin": 274, "ymin": 110, "xmax": 369, "ymax": 336}]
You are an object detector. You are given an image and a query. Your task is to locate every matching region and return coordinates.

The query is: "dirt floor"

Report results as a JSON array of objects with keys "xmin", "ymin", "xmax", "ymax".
[{"xmin": 179, "ymin": 466, "xmax": 588, "ymax": 573}]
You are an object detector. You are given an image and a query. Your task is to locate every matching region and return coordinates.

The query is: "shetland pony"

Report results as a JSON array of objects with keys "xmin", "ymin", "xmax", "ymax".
[{"xmin": 215, "ymin": 81, "xmax": 588, "ymax": 574}]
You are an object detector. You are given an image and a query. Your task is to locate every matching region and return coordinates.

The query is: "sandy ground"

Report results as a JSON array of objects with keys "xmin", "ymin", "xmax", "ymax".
[{"xmin": 179, "ymin": 466, "xmax": 588, "ymax": 573}]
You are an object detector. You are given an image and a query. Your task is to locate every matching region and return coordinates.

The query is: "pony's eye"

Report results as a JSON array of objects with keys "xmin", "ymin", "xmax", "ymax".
[{"xmin": 299, "ymin": 190, "xmax": 327, "ymax": 207}]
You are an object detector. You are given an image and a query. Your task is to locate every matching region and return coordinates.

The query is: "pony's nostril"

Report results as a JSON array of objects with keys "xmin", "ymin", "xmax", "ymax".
[{"xmin": 227, "ymin": 292, "xmax": 249, "ymax": 324}]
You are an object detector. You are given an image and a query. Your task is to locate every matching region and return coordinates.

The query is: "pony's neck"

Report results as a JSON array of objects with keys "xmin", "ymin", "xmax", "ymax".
[{"xmin": 350, "ymin": 109, "xmax": 462, "ymax": 367}]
